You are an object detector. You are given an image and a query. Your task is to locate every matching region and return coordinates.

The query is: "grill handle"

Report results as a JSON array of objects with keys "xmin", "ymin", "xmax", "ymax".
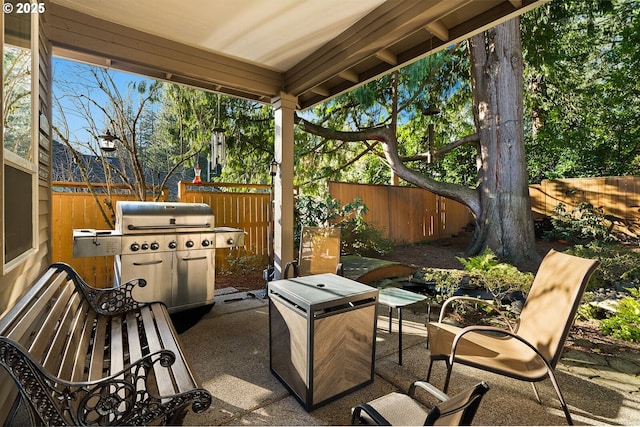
[
  {"xmin": 133, "ymin": 260, "xmax": 164, "ymax": 266},
  {"xmin": 127, "ymin": 223, "xmax": 211, "ymax": 230}
]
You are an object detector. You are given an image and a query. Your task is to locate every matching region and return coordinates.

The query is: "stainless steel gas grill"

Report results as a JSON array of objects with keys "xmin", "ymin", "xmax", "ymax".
[{"xmin": 73, "ymin": 201, "xmax": 245, "ymax": 313}]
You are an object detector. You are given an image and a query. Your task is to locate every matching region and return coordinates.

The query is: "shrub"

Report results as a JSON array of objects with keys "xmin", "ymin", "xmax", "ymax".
[
  {"xmin": 600, "ymin": 288, "xmax": 640, "ymax": 342},
  {"xmin": 544, "ymin": 202, "xmax": 615, "ymax": 245},
  {"xmin": 219, "ymin": 249, "xmax": 264, "ymax": 274},
  {"xmin": 415, "ymin": 249, "xmax": 533, "ymax": 314},
  {"xmin": 457, "ymin": 249, "xmax": 534, "ymax": 300},
  {"xmin": 294, "ymin": 194, "xmax": 394, "ymax": 257},
  {"xmin": 567, "ymin": 242, "xmax": 640, "ymax": 290},
  {"xmin": 417, "ymin": 268, "xmax": 466, "ymax": 303}
]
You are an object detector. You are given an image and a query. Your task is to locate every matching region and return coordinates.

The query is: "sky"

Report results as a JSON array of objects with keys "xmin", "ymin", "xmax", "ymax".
[{"xmin": 52, "ymin": 56, "xmax": 152, "ymax": 150}]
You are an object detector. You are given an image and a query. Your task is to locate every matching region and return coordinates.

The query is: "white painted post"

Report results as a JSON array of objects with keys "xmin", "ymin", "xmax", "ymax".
[{"xmin": 272, "ymin": 92, "xmax": 297, "ymax": 279}]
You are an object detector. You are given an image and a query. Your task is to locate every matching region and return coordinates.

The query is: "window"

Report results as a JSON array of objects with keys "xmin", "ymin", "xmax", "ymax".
[{"xmin": 3, "ymin": 6, "xmax": 37, "ymax": 270}]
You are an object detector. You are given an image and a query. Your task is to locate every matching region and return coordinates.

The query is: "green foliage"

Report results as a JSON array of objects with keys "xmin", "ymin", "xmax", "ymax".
[
  {"xmin": 294, "ymin": 194, "xmax": 394, "ymax": 257},
  {"xmin": 219, "ymin": 249, "xmax": 264, "ymax": 275},
  {"xmin": 600, "ymin": 288, "xmax": 640, "ymax": 342},
  {"xmin": 456, "ymin": 248, "xmax": 502, "ymax": 272},
  {"xmin": 415, "ymin": 250, "xmax": 534, "ymax": 308},
  {"xmin": 296, "ymin": 43, "xmax": 475, "ymax": 191},
  {"xmin": 522, "ymin": 0, "xmax": 640, "ymax": 180},
  {"xmin": 417, "ymin": 268, "xmax": 466, "ymax": 304},
  {"xmin": 544, "ymin": 202, "xmax": 615, "ymax": 245},
  {"xmin": 567, "ymin": 243, "xmax": 640, "ymax": 290},
  {"xmin": 576, "ymin": 298, "xmax": 604, "ymax": 321},
  {"xmin": 457, "ymin": 249, "xmax": 534, "ymax": 300}
]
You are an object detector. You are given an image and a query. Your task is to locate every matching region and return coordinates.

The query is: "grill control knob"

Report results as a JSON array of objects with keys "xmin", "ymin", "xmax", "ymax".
[
  {"xmin": 130, "ymin": 243, "xmax": 140, "ymax": 252},
  {"xmin": 202, "ymin": 239, "xmax": 211, "ymax": 247},
  {"xmin": 150, "ymin": 242, "xmax": 159, "ymax": 250},
  {"xmin": 168, "ymin": 241, "xmax": 177, "ymax": 249},
  {"xmin": 141, "ymin": 243, "xmax": 149, "ymax": 250},
  {"xmin": 186, "ymin": 240, "xmax": 195, "ymax": 248},
  {"xmin": 226, "ymin": 238, "xmax": 234, "ymax": 245}
]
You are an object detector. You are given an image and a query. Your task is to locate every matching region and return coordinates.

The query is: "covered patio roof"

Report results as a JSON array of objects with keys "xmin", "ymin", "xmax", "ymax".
[{"xmin": 47, "ymin": 0, "xmax": 545, "ymax": 109}]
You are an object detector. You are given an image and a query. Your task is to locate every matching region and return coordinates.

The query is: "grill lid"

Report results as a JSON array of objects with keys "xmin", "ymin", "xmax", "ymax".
[{"xmin": 116, "ymin": 201, "xmax": 215, "ymax": 234}]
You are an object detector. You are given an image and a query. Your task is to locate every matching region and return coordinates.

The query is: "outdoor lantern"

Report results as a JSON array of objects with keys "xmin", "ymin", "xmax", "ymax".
[
  {"xmin": 211, "ymin": 127, "xmax": 226, "ymax": 176},
  {"xmin": 98, "ymin": 129, "xmax": 119, "ymax": 152},
  {"xmin": 270, "ymin": 158, "xmax": 278, "ymax": 177}
]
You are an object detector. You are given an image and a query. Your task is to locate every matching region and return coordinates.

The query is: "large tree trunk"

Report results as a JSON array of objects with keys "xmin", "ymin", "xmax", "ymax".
[{"xmin": 468, "ymin": 17, "xmax": 538, "ymax": 263}]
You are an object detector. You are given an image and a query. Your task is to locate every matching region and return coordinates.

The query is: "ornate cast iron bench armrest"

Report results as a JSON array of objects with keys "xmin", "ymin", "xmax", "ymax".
[{"xmin": 52, "ymin": 262, "xmax": 150, "ymax": 315}]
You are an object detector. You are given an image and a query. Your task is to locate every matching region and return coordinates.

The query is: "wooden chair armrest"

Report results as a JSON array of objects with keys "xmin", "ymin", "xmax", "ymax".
[{"xmin": 438, "ymin": 296, "xmax": 516, "ymax": 333}]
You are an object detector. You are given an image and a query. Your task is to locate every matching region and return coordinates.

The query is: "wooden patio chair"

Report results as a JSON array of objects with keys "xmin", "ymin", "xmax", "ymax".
[
  {"xmin": 350, "ymin": 381, "xmax": 489, "ymax": 426},
  {"xmin": 284, "ymin": 226, "xmax": 343, "ymax": 278},
  {"xmin": 426, "ymin": 249, "xmax": 599, "ymax": 425}
]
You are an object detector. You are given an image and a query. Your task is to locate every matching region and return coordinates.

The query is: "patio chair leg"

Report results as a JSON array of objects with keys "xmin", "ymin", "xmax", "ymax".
[
  {"xmin": 547, "ymin": 370, "xmax": 574, "ymax": 425},
  {"xmin": 443, "ymin": 362, "xmax": 453, "ymax": 393},
  {"xmin": 427, "ymin": 359, "xmax": 434, "ymax": 381},
  {"xmin": 530, "ymin": 382, "xmax": 541, "ymax": 404}
]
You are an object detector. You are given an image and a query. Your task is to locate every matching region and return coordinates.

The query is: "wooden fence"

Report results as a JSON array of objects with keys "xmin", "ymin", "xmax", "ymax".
[
  {"xmin": 52, "ymin": 181, "xmax": 271, "ymax": 288},
  {"xmin": 529, "ymin": 176, "xmax": 640, "ymax": 235},
  {"xmin": 328, "ymin": 181, "xmax": 473, "ymax": 244},
  {"xmin": 53, "ymin": 176, "xmax": 640, "ymax": 288},
  {"xmin": 52, "ymin": 180, "xmax": 469, "ymax": 288},
  {"xmin": 178, "ymin": 181, "xmax": 272, "ymax": 265}
]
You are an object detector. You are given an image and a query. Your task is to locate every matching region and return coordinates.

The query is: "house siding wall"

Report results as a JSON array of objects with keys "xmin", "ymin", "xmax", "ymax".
[
  {"xmin": 0, "ymin": 12, "xmax": 51, "ymax": 316},
  {"xmin": 0, "ymin": 13, "xmax": 52, "ymax": 423}
]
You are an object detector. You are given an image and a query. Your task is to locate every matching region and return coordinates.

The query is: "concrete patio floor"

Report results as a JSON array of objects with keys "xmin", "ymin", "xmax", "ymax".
[{"xmin": 180, "ymin": 290, "xmax": 640, "ymax": 426}]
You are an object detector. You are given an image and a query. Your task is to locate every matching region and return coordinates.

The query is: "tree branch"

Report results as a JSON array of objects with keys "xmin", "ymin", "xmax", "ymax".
[
  {"xmin": 401, "ymin": 133, "xmax": 480, "ymax": 161},
  {"xmin": 295, "ymin": 113, "xmax": 390, "ymax": 142}
]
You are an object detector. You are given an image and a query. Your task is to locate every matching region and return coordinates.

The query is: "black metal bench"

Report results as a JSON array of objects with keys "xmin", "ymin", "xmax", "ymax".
[{"xmin": 0, "ymin": 263, "xmax": 211, "ymax": 426}]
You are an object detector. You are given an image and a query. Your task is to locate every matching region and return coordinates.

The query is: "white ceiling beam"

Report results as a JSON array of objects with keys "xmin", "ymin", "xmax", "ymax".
[
  {"xmin": 375, "ymin": 49, "xmax": 397, "ymax": 66},
  {"xmin": 425, "ymin": 20, "xmax": 449, "ymax": 42}
]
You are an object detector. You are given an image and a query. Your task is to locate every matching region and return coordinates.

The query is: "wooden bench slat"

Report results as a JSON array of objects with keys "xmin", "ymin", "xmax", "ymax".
[
  {"xmin": 89, "ymin": 316, "xmax": 108, "ymax": 381},
  {"xmin": 140, "ymin": 305, "xmax": 177, "ymax": 397},
  {"xmin": 53, "ymin": 297, "xmax": 92, "ymax": 379},
  {"xmin": 70, "ymin": 308, "xmax": 98, "ymax": 382},
  {"xmin": 28, "ymin": 279, "xmax": 76, "ymax": 363},
  {"xmin": 43, "ymin": 289, "xmax": 89, "ymax": 374},
  {"xmin": 150, "ymin": 303, "xmax": 199, "ymax": 392},
  {"xmin": 110, "ymin": 316, "xmax": 125, "ymax": 375},
  {"xmin": 5, "ymin": 271, "xmax": 67, "ymax": 345},
  {"xmin": 125, "ymin": 310, "xmax": 143, "ymax": 364}
]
